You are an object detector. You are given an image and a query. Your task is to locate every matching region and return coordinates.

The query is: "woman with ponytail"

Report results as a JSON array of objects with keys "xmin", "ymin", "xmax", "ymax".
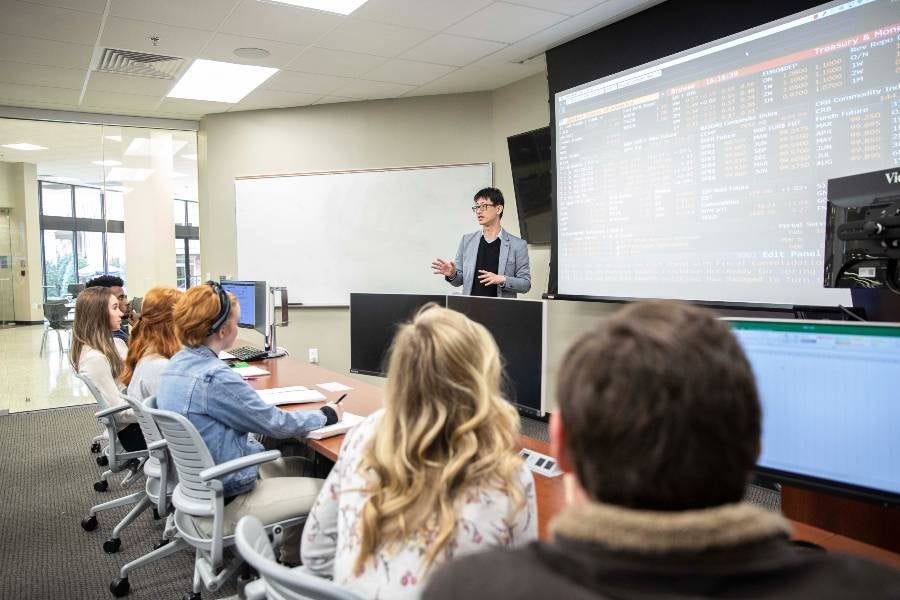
[
  {"xmin": 301, "ymin": 304, "xmax": 536, "ymax": 598},
  {"xmin": 121, "ymin": 286, "xmax": 182, "ymax": 401}
]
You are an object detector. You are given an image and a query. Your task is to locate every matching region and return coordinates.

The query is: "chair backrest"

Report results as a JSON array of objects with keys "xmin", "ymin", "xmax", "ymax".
[
  {"xmin": 43, "ymin": 300, "xmax": 69, "ymax": 325},
  {"xmin": 67, "ymin": 283, "xmax": 85, "ymax": 298},
  {"xmin": 234, "ymin": 516, "xmax": 365, "ymax": 600},
  {"xmin": 75, "ymin": 372, "xmax": 111, "ymax": 410},
  {"xmin": 142, "ymin": 397, "xmax": 219, "ymax": 517},
  {"xmin": 123, "ymin": 392, "xmax": 164, "ymax": 446}
]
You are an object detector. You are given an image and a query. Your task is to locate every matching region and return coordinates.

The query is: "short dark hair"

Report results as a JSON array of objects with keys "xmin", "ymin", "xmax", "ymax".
[
  {"xmin": 474, "ymin": 187, "xmax": 504, "ymax": 219},
  {"xmin": 86, "ymin": 275, "xmax": 124, "ymax": 289},
  {"xmin": 556, "ymin": 300, "xmax": 760, "ymax": 511}
]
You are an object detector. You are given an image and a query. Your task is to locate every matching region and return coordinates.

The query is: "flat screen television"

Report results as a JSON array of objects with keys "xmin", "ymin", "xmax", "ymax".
[{"xmin": 508, "ymin": 126, "xmax": 552, "ymax": 244}]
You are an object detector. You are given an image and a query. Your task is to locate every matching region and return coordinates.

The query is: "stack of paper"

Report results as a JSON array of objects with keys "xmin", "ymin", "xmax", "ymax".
[
  {"xmin": 232, "ymin": 365, "xmax": 270, "ymax": 378},
  {"xmin": 306, "ymin": 412, "xmax": 365, "ymax": 440},
  {"xmin": 257, "ymin": 386, "xmax": 326, "ymax": 406}
]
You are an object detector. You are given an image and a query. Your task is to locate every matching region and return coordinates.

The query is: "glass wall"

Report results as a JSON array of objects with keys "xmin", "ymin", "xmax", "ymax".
[{"xmin": 174, "ymin": 198, "xmax": 200, "ymax": 290}]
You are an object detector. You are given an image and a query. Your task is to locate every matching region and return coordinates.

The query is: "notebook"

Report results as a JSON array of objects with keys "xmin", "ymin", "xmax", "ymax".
[
  {"xmin": 257, "ymin": 386, "xmax": 326, "ymax": 406},
  {"xmin": 306, "ymin": 412, "xmax": 365, "ymax": 440}
]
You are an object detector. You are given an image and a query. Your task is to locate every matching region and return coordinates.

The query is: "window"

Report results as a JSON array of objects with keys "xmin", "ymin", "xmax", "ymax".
[
  {"xmin": 174, "ymin": 198, "xmax": 200, "ymax": 290},
  {"xmin": 39, "ymin": 181, "xmax": 126, "ymax": 300}
]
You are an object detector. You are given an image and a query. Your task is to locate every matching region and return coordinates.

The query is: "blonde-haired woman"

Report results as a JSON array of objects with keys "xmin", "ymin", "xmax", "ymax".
[
  {"xmin": 301, "ymin": 304, "xmax": 537, "ymax": 598},
  {"xmin": 121, "ymin": 286, "xmax": 182, "ymax": 402},
  {"xmin": 72, "ymin": 286, "xmax": 144, "ymax": 450}
]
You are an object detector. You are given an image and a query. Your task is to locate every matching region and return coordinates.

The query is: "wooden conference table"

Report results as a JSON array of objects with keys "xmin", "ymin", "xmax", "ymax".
[{"xmin": 241, "ymin": 352, "xmax": 900, "ymax": 569}]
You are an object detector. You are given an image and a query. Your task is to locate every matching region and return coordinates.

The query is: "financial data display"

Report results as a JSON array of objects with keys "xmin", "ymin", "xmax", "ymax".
[
  {"xmin": 555, "ymin": 0, "xmax": 899, "ymax": 306},
  {"xmin": 730, "ymin": 319, "xmax": 900, "ymax": 501}
]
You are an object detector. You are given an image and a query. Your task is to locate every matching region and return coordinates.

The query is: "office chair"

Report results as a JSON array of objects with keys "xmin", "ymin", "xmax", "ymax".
[
  {"xmin": 39, "ymin": 299, "xmax": 72, "ymax": 356},
  {"xmin": 132, "ymin": 398, "xmax": 308, "ymax": 600},
  {"xmin": 235, "ymin": 515, "xmax": 364, "ymax": 600},
  {"xmin": 67, "ymin": 282, "xmax": 85, "ymax": 298}
]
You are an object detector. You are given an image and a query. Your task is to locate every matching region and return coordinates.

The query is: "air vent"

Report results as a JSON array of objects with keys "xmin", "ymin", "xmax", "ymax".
[{"xmin": 93, "ymin": 48, "xmax": 183, "ymax": 79}]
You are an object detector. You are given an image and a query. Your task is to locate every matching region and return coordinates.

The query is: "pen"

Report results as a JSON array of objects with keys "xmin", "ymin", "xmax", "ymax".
[{"xmin": 335, "ymin": 393, "xmax": 347, "ymax": 404}]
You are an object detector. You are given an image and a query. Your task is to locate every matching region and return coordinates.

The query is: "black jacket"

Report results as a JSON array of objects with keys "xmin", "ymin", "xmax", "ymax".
[{"xmin": 424, "ymin": 502, "xmax": 900, "ymax": 600}]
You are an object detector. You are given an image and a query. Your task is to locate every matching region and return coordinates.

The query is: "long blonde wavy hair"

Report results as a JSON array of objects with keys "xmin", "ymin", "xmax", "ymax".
[{"xmin": 354, "ymin": 304, "xmax": 525, "ymax": 574}]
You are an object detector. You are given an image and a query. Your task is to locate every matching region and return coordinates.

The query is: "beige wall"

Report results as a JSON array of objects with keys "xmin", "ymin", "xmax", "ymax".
[
  {"xmin": 200, "ymin": 72, "xmax": 610, "ymax": 408},
  {"xmin": 0, "ymin": 161, "xmax": 42, "ymax": 321}
]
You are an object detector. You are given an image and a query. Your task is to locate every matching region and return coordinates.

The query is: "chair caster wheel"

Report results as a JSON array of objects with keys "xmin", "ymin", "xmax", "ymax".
[
  {"xmin": 104, "ymin": 537, "xmax": 122, "ymax": 553},
  {"xmin": 153, "ymin": 538, "xmax": 170, "ymax": 551},
  {"xmin": 97, "ymin": 455, "xmax": 109, "ymax": 467},
  {"xmin": 110, "ymin": 577, "xmax": 130, "ymax": 597},
  {"xmin": 91, "ymin": 441, "xmax": 102, "ymax": 453},
  {"xmin": 182, "ymin": 592, "xmax": 201, "ymax": 600},
  {"xmin": 81, "ymin": 515, "xmax": 98, "ymax": 531},
  {"xmin": 152, "ymin": 508, "xmax": 161, "ymax": 520},
  {"xmin": 94, "ymin": 480, "xmax": 109, "ymax": 492}
]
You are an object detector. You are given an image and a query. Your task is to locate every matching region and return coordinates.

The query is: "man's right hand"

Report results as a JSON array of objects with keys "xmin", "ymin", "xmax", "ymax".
[{"xmin": 431, "ymin": 258, "xmax": 456, "ymax": 278}]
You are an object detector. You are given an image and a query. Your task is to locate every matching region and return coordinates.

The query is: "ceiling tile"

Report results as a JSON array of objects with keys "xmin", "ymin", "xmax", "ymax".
[
  {"xmin": 0, "ymin": 33, "xmax": 94, "ymax": 70},
  {"xmin": 219, "ymin": 1, "xmax": 342, "ymax": 45},
  {"xmin": 400, "ymin": 34, "xmax": 505, "ymax": 67},
  {"xmin": 18, "ymin": 0, "xmax": 108, "ymax": 13},
  {"xmin": 328, "ymin": 78, "xmax": 415, "ymax": 100},
  {"xmin": 0, "ymin": 82, "xmax": 82, "ymax": 106},
  {"xmin": 315, "ymin": 19, "xmax": 432, "ymax": 58},
  {"xmin": 265, "ymin": 70, "xmax": 349, "ymax": 95},
  {"xmin": 285, "ymin": 46, "xmax": 386, "ymax": 77},
  {"xmin": 313, "ymin": 95, "xmax": 358, "ymax": 105},
  {"xmin": 86, "ymin": 71, "xmax": 177, "ymax": 96},
  {"xmin": 0, "ymin": 1, "xmax": 102, "ymax": 45},
  {"xmin": 350, "ymin": 0, "xmax": 492, "ymax": 31},
  {"xmin": 414, "ymin": 60, "xmax": 544, "ymax": 95},
  {"xmin": 81, "ymin": 89, "xmax": 162, "ymax": 111},
  {"xmin": 0, "ymin": 61, "xmax": 85, "ymax": 89},
  {"xmin": 504, "ymin": 0, "xmax": 603, "ymax": 16},
  {"xmin": 446, "ymin": 2, "xmax": 567, "ymax": 44},
  {"xmin": 363, "ymin": 59, "xmax": 456, "ymax": 86},
  {"xmin": 199, "ymin": 33, "xmax": 305, "ymax": 69},
  {"xmin": 110, "ymin": 0, "xmax": 240, "ymax": 31},
  {"xmin": 101, "ymin": 17, "xmax": 215, "ymax": 57},
  {"xmin": 231, "ymin": 88, "xmax": 320, "ymax": 110}
]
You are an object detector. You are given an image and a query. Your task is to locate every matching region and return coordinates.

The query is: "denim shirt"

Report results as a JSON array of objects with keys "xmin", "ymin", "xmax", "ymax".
[{"xmin": 157, "ymin": 345, "xmax": 327, "ymax": 497}]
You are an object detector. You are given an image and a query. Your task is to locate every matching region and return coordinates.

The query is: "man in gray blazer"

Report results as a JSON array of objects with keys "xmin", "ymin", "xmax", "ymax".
[{"xmin": 432, "ymin": 187, "xmax": 531, "ymax": 298}]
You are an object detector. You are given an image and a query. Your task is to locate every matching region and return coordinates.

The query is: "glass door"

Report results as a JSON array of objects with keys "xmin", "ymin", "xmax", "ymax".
[{"xmin": 0, "ymin": 208, "xmax": 14, "ymax": 326}]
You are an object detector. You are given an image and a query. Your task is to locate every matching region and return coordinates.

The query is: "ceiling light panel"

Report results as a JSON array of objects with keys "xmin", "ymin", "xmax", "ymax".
[
  {"xmin": 124, "ymin": 137, "xmax": 189, "ymax": 157},
  {"xmin": 2, "ymin": 143, "xmax": 47, "ymax": 151},
  {"xmin": 261, "ymin": 0, "xmax": 369, "ymax": 16},
  {"xmin": 167, "ymin": 59, "xmax": 278, "ymax": 103}
]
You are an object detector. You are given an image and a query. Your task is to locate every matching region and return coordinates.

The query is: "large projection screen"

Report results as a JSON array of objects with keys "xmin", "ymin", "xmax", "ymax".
[{"xmin": 554, "ymin": 0, "xmax": 898, "ymax": 307}]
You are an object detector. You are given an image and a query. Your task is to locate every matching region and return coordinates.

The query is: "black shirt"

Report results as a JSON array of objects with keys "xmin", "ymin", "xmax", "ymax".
[{"xmin": 470, "ymin": 235, "xmax": 502, "ymax": 297}]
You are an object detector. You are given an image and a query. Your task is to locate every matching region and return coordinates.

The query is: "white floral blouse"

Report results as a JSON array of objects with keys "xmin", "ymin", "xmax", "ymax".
[{"xmin": 300, "ymin": 409, "xmax": 538, "ymax": 599}]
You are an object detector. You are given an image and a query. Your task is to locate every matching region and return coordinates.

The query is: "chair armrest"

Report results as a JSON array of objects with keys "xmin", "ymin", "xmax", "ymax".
[
  {"xmin": 95, "ymin": 404, "xmax": 130, "ymax": 418},
  {"xmin": 147, "ymin": 439, "xmax": 167, "ymax": 452},
  {"xmin": 243, "ymin": 579, "xmax": 266, "ymax": 600},
  {"xmin": 199, "ymin": 450, "xmax": 282, "ymax": 482}
]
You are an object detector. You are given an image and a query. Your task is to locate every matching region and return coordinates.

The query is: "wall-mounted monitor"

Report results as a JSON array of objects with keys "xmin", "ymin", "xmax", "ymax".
[
  {"xmin": 349, "ymin": 293, "xmax": 447, "ymax": 377},
  {"xmin": 728, "ymin": 318, "xmax": 900, "ymax": 505},
  {"xmin": 508, "ymin": 126, "xmax": 552, "ymax": 244},
  {"xmin": 447, "ymin": 296, "xmax": 547, "ymax": 418},
  {"xmin": 220, "ymin": 280, "xmax": 268, "ymax": 338}
]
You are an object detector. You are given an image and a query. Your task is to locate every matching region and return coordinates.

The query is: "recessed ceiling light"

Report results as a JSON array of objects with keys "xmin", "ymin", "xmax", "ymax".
[
  {"xmin": 107, "ymin": 167, "xmax": 154, "ymax": 182},
  {"xmin": 181, "ymin": 153, "xmax": 198, "ymax": 161},
  {"xmin": 234, "ymin": 47, "xmax": 271, "ymax": 59},
  {"xmin": 124, "ymin": 137, "xmax": 188, "ymax": 157},
  {"xmin": 167, "ymin": 59, "xmax": 277, "ymax": 103},
  {"xmin": 2, "ymin": 143, "xmax": 48, "ymax": 151},
  {"xmin": 261, "ymin": 0, "xmax": 369, "ymax": 15},
  {"xmin": 105, "ymin": 135, "xmax": 122, "ymax": 142},
  {"xmin": 92, "ymin": 160, "xmax": 122, "ymax": 167}
]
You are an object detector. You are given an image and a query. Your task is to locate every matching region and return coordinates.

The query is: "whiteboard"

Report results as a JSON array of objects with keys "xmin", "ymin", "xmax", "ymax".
[{"xmin": 234, "ymin": 164, "xmax": 492, "ymax": 305}]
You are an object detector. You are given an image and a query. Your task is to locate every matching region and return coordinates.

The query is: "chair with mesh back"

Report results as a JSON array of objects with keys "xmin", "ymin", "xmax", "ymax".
[
  {"xmin": 40, "ymin": 299, "xmax": 72, "ymax": 356},
  {"xmin": 133, "ymin": 398, "xmax": 309, "ymax": 600},
  {"xmin": 235, "ymin": 515, "xmax": 365, "ymax": 600},
  {"xmin": 67, "ymin": 283, "xmax": 85, "ymax": 298}
]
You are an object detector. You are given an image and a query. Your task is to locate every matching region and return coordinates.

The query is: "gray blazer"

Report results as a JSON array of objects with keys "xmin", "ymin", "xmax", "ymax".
[{"xmin": 447, "ymin": 229, "xmax": 531, "ymax": 298}]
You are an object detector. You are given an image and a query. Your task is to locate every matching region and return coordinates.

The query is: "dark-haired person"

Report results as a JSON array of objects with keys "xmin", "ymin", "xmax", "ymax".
[
  {"xmin": 425, "ymin": 301, "xmax": 900, "ymax": 599},
  {"xmin": 432, "ymin": 187, "xmax": 531, "ymax": 298},
  {"xmin": 86, "ymin": 274, "xmax": 132, "ymax": 344},
  {"xmin": 156, "ymin": 282, "xmax": 342, "ymax": 564}
]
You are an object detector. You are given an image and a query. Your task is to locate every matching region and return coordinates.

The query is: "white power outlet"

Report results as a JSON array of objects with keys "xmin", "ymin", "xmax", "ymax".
[{"xmin": 308, "ymin": 348, "xmax": 319, "ymax": 364}]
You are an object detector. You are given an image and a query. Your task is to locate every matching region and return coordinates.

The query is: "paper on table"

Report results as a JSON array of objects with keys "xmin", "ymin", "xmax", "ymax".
[
  {"xmin": 306, "ymin": 412, "xmax": 365, "ymax": 440},
  {"xmin": 232, "ymin": 365, "xmax": 270, "ymax": 378},
  {"xmin": 257, "ymin": 386, "xmax": 325, "ymax": 406},
  {"xmin": 218, "ymin": 350, "xmax": 237, "ymax": 360},
  {"xmin": 316, "ymin": 381, "xmax": 353, "ymax": 392}
]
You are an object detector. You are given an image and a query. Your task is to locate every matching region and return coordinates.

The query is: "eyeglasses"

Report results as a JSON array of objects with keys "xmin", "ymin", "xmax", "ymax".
[{"xmin": 471, "ymin": 203, "xmax": 496, "ymax": 212}]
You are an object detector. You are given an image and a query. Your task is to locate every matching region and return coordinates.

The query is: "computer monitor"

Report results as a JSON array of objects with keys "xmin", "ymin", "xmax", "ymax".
[
  {"xmin": 727, "ymin": 318, "xmax": 900, "ymax": 505},
  {"xmin": 446, "ymin": 296, "xmax": 546, "ymax": 418},
  {"xmin": 220, "ymin": 280, "xmax": 268, "ymax": 338},
  {"xmin": 349, "ymin": 293, "xmax": 447, "ymax": 377}
]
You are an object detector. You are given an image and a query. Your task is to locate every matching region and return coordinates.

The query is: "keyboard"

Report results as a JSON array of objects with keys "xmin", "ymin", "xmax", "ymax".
[{"xmin": 227, "ymin": 346, "xmax": 269, "ymax": 362}]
